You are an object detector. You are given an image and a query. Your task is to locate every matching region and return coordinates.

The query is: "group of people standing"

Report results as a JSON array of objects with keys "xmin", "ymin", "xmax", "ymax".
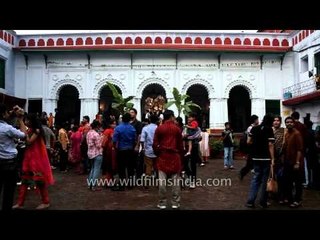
[
  {"xmin": 242, "ymin": 111, "xmax": 320, "ymax": 208},
  {"xmin": 0, "ymin": 104, "xmax": 54, "ymax": 211},
  {"xmin": 83, "ymin": 108, "xmax": 205, "ymax": 209},
  {"xmin": 4, "ymin": 101, "xmax": 317, "ymax": 211}
]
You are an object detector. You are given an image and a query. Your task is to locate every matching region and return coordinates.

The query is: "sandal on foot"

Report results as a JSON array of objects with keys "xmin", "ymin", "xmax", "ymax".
[
  {"xmin": 289, "ymin": 201, "xmax": 301, "ymax": 208},
  {"xmin": 36, "ymin": 203, "xmax": 50, "ymax": 210}
]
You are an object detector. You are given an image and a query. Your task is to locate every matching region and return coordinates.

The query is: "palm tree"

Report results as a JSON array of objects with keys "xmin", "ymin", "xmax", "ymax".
[
  {"xmin": 164, "ymin": 87, "xmax": 201, "ymax": 117},
  {"xmin": 106, "ymin": 82, "xmax": 135, "ymax": 115}
]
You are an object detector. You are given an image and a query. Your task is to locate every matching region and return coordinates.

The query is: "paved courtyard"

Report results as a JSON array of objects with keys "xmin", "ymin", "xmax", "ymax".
[{"xmin": 12, "ymin": 158, "xmax": 320, "ymax": 210}]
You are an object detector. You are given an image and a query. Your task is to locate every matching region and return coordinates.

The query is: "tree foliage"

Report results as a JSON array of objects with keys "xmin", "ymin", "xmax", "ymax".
[
  {"xmin": 164, "ymin": 87, "xmax": 201, "ymax": 116},
  {"xmin": 106, "ymin": 82, "xmax": 134, "ymax": 115}
]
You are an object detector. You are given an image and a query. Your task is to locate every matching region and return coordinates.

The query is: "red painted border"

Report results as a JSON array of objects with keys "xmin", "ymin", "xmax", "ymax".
[
  {"xmin": 15, "ymin": 44, "xmax": 292, "ymax": 52},
  {"xmin": 282, "ymin": 91, "xmax": 320, "ymax": 106}
]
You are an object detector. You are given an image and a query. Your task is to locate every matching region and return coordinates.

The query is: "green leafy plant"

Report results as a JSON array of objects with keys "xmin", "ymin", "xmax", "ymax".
[
  {"xmin": 106, "ymin": 82, "xmax": 134, "ymax": 115},
  {"xmin": 164, "ymin": 87, "xmax": 201, "ymax": 117},
  {"xmin": 232, "ymin": 138, "xmax": 240, "ymax": 152},
  {"xmin": 209, "ymin": 138, "xmax": 224, "ymax": 155}
]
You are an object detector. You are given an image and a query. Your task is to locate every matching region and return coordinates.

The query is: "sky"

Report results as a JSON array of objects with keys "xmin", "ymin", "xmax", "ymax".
[{"xmin": 14, "ymin": 30, "xmax": 258, "ymax": 35}]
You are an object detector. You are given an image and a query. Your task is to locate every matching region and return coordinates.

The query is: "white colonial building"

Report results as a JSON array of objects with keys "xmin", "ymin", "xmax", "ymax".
[
  {"xmin": 1, "ymin": 30, "xmax": 319, "ymax": 131},
  {"xmin": 282, "ymin": 30, "xmax": 320, "ymax": 127}
]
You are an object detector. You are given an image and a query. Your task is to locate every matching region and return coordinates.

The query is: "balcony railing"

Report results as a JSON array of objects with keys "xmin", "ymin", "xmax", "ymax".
[{"xmin": 283, "ymin": 77, "xmax": 319, "ymax": 99}]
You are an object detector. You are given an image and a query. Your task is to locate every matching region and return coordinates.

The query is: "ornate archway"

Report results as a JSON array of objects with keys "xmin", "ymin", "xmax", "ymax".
[
  {"xmin": 140, "ymin": 83, "xmax": 167, "ymax": 120},
  {"xmin": 186, "ymin": 84, "xmax": 210, "ymax": 129},
  {"xmin": 98, "ymin": 84, "xmax": 122, "ymax": 112},
  {"xmin": 51, "ymin": 79, "xmax": 84, "ymax": 100},
  {"xmin": 93, "ymin": 78, "xmax": 126, "ymax": 98},
  {"xmin": 228, "ymin": 86, "xmax": 251, "ymax": 132},
  {"xmin": 57, "ymin": 85, "xmax": 80, "ymax": 125},
  {"xmin": 224, "ymin": 80, "xmax": 256, "ymax": 99},
  {"xmin": 181, "ymin": 78, "xmax": 215, "ymax": 98},
  {"xmin": 136, "ymin": 77, "xmax": 171, "ymax": 98},
  {"xmin": 98, "ymin": 84, "xmax": 122, "ymax": 125}
]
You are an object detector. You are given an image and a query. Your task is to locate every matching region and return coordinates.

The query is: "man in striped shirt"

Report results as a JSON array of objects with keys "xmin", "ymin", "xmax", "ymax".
[{"xmin": 86, "ymin": 120, "xmax": 103, "ymax": 191}]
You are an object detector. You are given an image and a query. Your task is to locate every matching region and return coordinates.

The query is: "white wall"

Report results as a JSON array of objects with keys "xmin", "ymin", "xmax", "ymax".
[
  {"xmin": 12, "ymin": 51, "xmax": 294, "ymax": 128},
  {"xmin": 0, "ymin": 39, "xmax": 15, "ymax": 95},
  {"xmin": 90, "ymin": 52, "xmax": 131, "ymax": 66}
]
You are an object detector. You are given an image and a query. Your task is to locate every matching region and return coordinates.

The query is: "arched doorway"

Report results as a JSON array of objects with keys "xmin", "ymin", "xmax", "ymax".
[
  {"xmin": 228, "ymin": 86, "xmax": 251, "ymax": 132},
  {"xmin": 186, "ymin": 84, "xmax": 209, "ymax": 129},
  {"xmin": 99, "ymin": 84, "xmax": 122, "ymax": 124},
  {"xmin": 57, "ymin": 85, "xmax": 80, "ymax": 125},
  {"xmin": 141, "ymin": 84, "xmax": 166, "ymax": 120}
]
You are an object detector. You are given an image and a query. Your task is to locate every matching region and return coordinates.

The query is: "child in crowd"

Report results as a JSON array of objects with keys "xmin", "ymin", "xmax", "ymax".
[{"xmin": 183, "ymin": 113, "xmax": 199, "ymax": 156}]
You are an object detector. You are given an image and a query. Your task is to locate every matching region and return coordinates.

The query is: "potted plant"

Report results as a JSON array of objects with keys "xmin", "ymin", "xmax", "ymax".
[{"xmin": 209, "ymin": 138, "xmax": 224, "ymax": 158}]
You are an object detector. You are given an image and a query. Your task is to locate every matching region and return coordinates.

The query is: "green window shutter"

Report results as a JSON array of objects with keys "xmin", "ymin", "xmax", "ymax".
[{"xmin": 265, "ymin": 100, "xmax": 280, "ymax": 116}]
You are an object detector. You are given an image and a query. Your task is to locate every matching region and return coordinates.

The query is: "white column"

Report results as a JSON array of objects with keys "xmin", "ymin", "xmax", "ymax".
[
  {"xmin": 209, "ymin": 98, "xmax": 216, "ymax": 129},
  {"xmin": 43, "ymin": 98, "xmax": 57, "ymax": 115},
  {"xmin": 132, "ymin": 97, "xmax": 142, "ymax": 120},
  {"xmin": 210, "ymin": 98, "xmax": 228, "ymax": 129},
  {"xmin": 80, "ymin": 98, "xmax": 99, "ymax": 123},
  {"xmin": 251, "ymin": 98, "xmax": 265, "ymax": 121}
]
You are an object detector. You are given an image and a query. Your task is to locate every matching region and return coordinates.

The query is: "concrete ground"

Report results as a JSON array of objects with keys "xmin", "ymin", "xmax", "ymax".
[{"xmin": 12, "ymin": 158, "xmax": 320, "ymax": 210}]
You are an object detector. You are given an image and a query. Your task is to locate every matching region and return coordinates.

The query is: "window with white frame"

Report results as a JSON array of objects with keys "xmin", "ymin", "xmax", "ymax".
[{"xmin": 301, "ymin": 55, "xmax": 308, "ymax": 73}]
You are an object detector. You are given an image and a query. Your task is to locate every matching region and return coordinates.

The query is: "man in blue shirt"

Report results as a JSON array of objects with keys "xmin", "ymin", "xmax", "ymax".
[
  {"xmin": 0, "ymin": 104, "xmax": 26, "ymax": 211},
  {"xmin": 113, "ymin": 113, "xmax": 136, "ymax": 190}
]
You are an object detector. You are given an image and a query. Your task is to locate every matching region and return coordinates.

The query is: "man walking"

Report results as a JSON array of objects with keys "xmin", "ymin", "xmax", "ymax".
[
  {"xmin": 239, "ymin": 115, "xmax": 259, "ymax": 180},
  {"xmin": 153, "ymin": 110, "xmax": 183, "ymax": 209}
]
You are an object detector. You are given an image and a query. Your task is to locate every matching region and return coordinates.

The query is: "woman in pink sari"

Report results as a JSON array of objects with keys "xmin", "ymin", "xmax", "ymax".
[
  {"xmin": 13, "ymin": 113, "xmax": 54, "ymax": 210},
  {"xmin": 70, "ymin": 126, "xmax": 82, "ymax": 173}
]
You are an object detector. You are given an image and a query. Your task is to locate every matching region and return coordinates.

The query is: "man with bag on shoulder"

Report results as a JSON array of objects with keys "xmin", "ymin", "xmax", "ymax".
[{"xmin": 245, "ymin": 113, "xmax": 275, "ymax": 209}]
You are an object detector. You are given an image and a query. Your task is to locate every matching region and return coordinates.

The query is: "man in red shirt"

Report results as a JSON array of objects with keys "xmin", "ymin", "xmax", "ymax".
[
  {"xmin": 282, "ymin": 116, "xmax": 304, "ymax": 207},
  {"xmin": 153, "ymin": 110, "xmax": 183, "ymax": 209}
]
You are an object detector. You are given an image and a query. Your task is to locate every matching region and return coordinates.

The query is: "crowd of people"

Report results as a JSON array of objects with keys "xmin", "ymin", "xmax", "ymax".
[
  {"xmin": 239, "ymin": 112, "xmax": 320, "ymax": 208},
  {"xmin": 0, "ymin": 104, "xmax": 210, "ymax": 211},
  {"xmin": 1, "ymin": 102, "xmax": 320, "ymax": 211}
]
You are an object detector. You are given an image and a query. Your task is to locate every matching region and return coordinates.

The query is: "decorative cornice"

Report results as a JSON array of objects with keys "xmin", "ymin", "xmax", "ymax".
[
  {"xmin": 15, "ymin": 32, "xmax": 292, "ymax": 53},
  {"xmin": 0, "ymin": 30, "xmax": 15, "ymax": 47}
]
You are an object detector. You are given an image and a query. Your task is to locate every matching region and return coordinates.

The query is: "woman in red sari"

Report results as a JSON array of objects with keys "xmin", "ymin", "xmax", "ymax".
[
  {"xmin": 101, "ymin": 120, "xmax": 117, "ymax": 186},
  {"xmin": 13, "ymin": 113, "xmax": 54, "ymax": 210}
]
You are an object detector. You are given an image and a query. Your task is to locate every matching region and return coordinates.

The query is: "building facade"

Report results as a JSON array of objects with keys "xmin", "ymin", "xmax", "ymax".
[
  {"xmin": 1, "ymin": 30, "xmax": 319, "ymax": 131},
  {"xmin": 282, "ymin": 30, "xmax": 320, "ymax": 127}
]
